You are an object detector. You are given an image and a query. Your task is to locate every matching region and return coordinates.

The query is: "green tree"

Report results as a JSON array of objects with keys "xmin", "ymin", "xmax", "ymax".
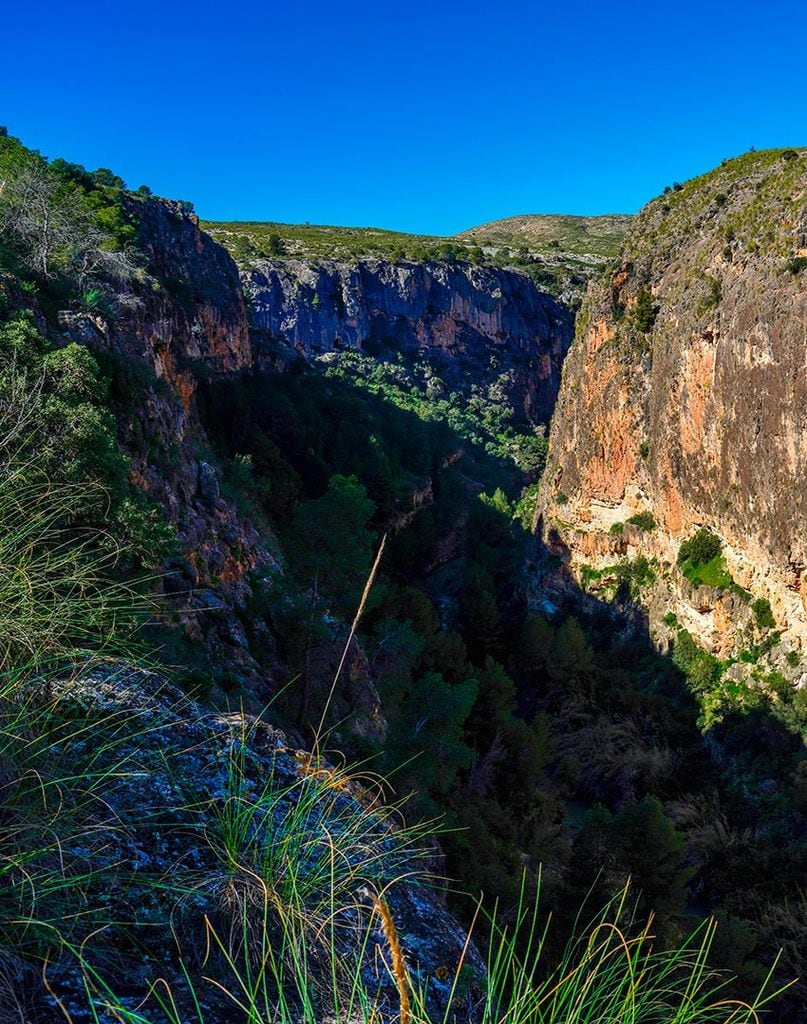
[
  {"xmin": 461, "ymin": 563, "xmax": 503, "ymax": 661},
  {"xmin": 284, "ymin": 473, "xmax": 376, "ymax": 619},
  {"xmin": 633, "ymin": 285, "xmax": 657, "ymax": 333},
  {"xmin": 383, "ymin": 671, "xmax": 478, "ymax": 815},
  {"xmin": 547, "ymin": 616, "xmax": 596, "ymax": 693},
  {"xmin": 614, "ymin": 796, "xmax": 690, "ymax": 920}
]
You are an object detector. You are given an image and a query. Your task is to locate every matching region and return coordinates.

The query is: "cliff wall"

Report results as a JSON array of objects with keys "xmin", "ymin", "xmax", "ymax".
[
  {"xmin": 246, "ymin": 258, "xmax": 572, "ymax": 423},
  {"xmin": 539, "ymin": 148, "xmax": 807, "ymax": 671}
]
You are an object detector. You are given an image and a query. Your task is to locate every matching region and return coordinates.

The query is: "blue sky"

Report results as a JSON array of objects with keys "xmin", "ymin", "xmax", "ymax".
[{"xmin": 3, "ymin": 1, "xmax": 805, "ymax": 234}]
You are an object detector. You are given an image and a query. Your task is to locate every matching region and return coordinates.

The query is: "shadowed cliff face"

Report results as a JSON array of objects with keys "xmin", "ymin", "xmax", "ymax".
[
  {"xmin": 539, "ymin": 148, "xmax": 807, "ymax": 661},
  {"xmin": 246, "ymin": 259, "xmax": 573, "ymax": 424}
]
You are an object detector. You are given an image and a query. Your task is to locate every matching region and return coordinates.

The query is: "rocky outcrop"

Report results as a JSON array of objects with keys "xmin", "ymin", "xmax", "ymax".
[
  {"xmin": 539, "ymin": 148, "xmax": 807, "ymax": 662},
  {"xmin": 246, "ymin": 259, "xmax": 572, "ymax": 424},
  {"xmin": 35, "ymin": 664, "xmax": 484, "ymax": 1023}
]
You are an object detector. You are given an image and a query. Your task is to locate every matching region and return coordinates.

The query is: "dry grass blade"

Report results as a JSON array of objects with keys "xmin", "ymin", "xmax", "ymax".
[{"xmin": 314, "ymin": 532, "xmax": 387, "ymax": 749}]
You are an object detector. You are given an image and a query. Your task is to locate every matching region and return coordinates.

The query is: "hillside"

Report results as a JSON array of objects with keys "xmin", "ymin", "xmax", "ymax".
[
  {"xmin": 457, "ymin": 212, "xmax": 632, "ymax": 257},
  {"xmin": 202, "ymin": 218, "xmax": 459, "ymax": 264},
  {"xmin": 202, "ymin": 213, "xmax": 629, "ymax": 306}
]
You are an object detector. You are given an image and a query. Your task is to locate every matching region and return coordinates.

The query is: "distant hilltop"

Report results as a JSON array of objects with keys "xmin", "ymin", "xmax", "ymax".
[{"xmin": 456, "ymin": 213, "xmax": 633, "ymax": 258}]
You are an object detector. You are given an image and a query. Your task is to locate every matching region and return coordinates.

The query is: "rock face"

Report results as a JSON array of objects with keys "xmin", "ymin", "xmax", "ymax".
[
  {"xmin": 539, "ymin": 148, "xmax": 807, "ymax": 659},
  {"xmin": 36, "ymin": 664, "xmax": 484, "ymax": 1023},
  {"xmin": 56, "ymin": 198, "xmax": 276, "ymax": 695},
  {"xmin": 246, "ymin": 258, "xmax": 572, "ymax": 423}
]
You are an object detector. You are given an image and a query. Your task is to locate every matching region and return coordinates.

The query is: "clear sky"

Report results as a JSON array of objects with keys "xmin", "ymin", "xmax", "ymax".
[{"xmin": 3, "ymin": 0, "xmax": 805, "ymax": 234}]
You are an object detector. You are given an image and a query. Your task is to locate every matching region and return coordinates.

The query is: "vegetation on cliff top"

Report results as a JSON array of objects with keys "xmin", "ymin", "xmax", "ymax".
[
  {"xmin": 202, "ymin": 212, "xmax": 628, "ymax": 306},
  {"xmin": 203, "ymin": 212, "xmax": 631, "ymax": 265}
]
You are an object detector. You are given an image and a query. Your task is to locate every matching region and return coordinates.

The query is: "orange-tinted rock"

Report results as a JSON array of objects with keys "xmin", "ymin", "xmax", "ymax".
[{"xmin": 540, "ymin": 148, "xmax": 807, "ymax": 652}]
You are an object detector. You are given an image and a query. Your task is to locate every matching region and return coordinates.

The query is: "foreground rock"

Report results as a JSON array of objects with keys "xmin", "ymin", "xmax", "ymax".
[{"xmin": 34, "ymin": 663, "xmax": 484, "ymax": 1023}]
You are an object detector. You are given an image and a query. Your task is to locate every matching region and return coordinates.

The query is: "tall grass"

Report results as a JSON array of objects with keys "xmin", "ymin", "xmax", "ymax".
[
  {"xmin": 0, "ymin": 473, "xmax": 147, "ymax": 673},
  {"xmin": 67, "ymin": 872, "xmax": 790, "ymax": 1024},
  {"xmin": 0, "ymin": 455, "xmax": 156, "ymax": 1012}
]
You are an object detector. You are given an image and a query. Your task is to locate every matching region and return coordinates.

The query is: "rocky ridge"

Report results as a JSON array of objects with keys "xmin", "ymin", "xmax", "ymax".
[{"xmin": 32, "ymin": 664, "xmax": 484, "ymax": 1023}]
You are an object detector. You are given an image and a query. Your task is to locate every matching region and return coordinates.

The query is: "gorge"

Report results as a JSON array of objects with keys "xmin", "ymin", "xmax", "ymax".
[{"xmin": 0, "ymin": 126, "xmax": 805, "ymax": 1023}]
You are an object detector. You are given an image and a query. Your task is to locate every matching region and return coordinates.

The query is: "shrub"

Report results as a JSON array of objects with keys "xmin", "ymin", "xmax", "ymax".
[
  {"xmin": 752, "ymin": 596, "xmax": 775, "ymax": 630},
  {"xmin": 633, "ymin": 285, "xmax": 658, "ymax": 333},
  {"xmin": 673, "ymin": 629, "xmax": 723, "ymax": 694},
  {"xmin": 628, "ymin": 510, "xmax": 656, "ymax": 530},
  {"xmin": 555, "ymin": 491, "xmax": 568, "ymax": 505},
  {"xmin": 678, "ymin": 527, "xmax": 722, "ymax": 567},
  {"xmin": 267, "ymin": 232, "xmax": 286, "ymax": 256},
  {"xmin": 786, "ymin": 256, "xmax": 807, "ymax": 275}
]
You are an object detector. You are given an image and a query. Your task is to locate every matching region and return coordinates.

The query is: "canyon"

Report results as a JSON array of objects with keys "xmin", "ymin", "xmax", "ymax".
[{"xmin": 2, "ymin": 126, "xmax": 806, "ymax": 1021}]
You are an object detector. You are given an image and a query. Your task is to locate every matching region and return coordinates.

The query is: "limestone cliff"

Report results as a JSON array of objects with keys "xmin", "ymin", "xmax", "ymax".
[
  {"xmin": 246, "ymin": 258, "xmax": 572, "ymax": 424},
  {"xmin": 55, "ymin": 198, "xmax": 280, "ymax": 695},
  {"xmin": 539, "ymin": 148, "xmax": 807, "ymax": 673}
]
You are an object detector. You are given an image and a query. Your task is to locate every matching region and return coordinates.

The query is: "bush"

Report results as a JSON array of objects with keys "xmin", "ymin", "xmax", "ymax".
[
  {"xmin": 752, "ymin": 596, "xmax": 775, "ymax": 630},
  {"xmin": 628, "ymin": 510, "xmax": 657, "ymax": 530},
  {"xmin": 633, "ymin": 286, "xmax": 658, "ymax": 333},
  {"xmin": 678, "ymin": 527, "xmax": 722, "ymax": 567},
  {"xmin": 673, "ymin": 629, "xmax": 723, "ymax": 694}
]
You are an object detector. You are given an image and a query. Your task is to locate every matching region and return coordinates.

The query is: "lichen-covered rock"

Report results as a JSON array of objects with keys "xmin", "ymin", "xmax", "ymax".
[
  {"xmin": 36, "ymin": 663, "xmax": 484, "ymax": 1023},
  {"xmin": 539, "ymin": 148, "xmax": 807, "ymax": 659}
]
